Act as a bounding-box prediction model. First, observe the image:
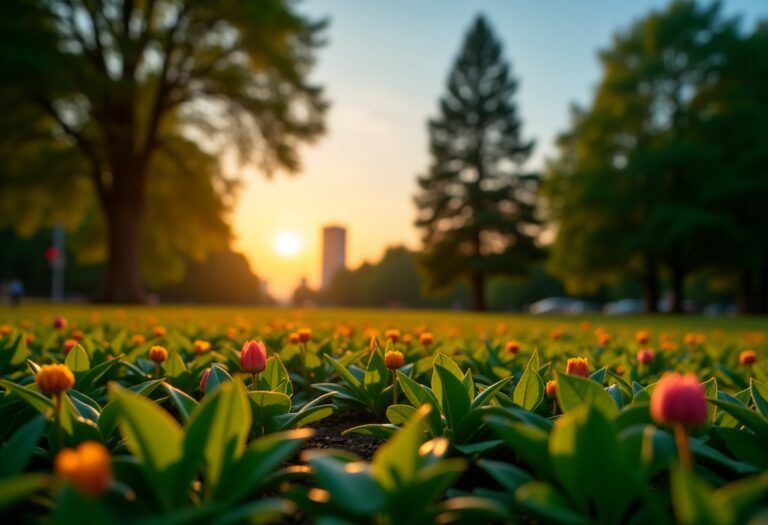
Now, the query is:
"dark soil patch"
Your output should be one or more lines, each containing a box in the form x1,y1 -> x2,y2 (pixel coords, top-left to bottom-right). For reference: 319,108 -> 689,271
301,412 -> 384,461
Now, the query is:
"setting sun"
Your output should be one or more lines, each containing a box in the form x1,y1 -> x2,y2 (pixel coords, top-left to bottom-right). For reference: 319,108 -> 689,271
275,232 -> 302,257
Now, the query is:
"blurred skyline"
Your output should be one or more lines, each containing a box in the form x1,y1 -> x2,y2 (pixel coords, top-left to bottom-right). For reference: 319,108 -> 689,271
233,0 -> 768,300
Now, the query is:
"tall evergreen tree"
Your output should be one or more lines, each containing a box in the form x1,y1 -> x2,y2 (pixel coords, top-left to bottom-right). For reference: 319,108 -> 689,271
415,15 -> 539,311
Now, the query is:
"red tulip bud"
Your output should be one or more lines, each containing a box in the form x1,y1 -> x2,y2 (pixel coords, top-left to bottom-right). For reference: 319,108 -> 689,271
240,340 -> 267,373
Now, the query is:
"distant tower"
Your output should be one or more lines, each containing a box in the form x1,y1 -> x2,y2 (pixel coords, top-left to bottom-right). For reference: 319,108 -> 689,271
321,226 -> 347,289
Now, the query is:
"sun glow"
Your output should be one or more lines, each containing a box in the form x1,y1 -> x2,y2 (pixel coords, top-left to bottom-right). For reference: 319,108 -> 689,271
275,231 -> 302,257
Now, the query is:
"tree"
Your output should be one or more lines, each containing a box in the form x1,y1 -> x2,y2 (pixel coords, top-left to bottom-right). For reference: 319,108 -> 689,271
414,15 -> 540,311
0,0 -> 327,302
545,1 -> 747,313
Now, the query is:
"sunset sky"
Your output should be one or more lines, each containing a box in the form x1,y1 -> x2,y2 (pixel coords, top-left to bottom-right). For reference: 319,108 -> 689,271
232,0 -> 767,301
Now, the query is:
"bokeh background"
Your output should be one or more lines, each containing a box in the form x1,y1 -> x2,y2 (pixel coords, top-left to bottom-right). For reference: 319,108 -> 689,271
1,0 -> 767,314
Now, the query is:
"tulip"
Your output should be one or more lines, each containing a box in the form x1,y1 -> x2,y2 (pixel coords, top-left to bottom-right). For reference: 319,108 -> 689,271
635,330 -> 650,345
149,346 -> 168,379
131,334 -> 146,345
385,350 -> 405,405
71,330 -> 85,342
296,329 -> 311,386
650,373 -> 707,470
289,332 -> 300,344
504,340 -> 521,355
402,334 -> 413,346
193,339 -> 211,354
200,368 -> 211,394
55,441 -> 112,497
297,328 -> 312,343
241,340 -> 267,390
565,357 -> 589,377
0,324 -> 12,337
419,332 -> 434,347
53,316 -> 68,330
546,379 -> 558,413
153,326 -> 166,339
739,350 -> 757,366
63,339 -> 78,355
36,364 -> 74,447
637,348 -> 655,365
385,329 -> 400,344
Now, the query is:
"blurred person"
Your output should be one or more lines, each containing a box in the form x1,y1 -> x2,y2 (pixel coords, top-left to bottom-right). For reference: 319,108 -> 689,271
9,277 -> 24,307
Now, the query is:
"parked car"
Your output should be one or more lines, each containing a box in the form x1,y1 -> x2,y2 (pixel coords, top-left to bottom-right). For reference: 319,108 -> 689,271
529,297 -> 595,315
604,299 -> 646,315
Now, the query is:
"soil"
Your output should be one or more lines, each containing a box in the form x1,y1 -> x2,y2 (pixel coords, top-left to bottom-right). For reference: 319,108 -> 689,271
301,412 -> 385,461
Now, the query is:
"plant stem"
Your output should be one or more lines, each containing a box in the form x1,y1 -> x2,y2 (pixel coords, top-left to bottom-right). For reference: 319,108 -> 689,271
54,393 -> 63,449
252,372 -> 257,391
155,363 -> 160,379
392,370 -> 398,406
674,422 -> 692,470
301,342 -> 309,387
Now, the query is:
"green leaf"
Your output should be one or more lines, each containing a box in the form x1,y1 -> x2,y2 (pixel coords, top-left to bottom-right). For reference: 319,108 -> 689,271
0,379 -> 53,415
325,354 -> 364,398
715,427 -> 768,468
306,453 -> 385,515
707,397 -> 768,439
76,356 -> 123,391
515,481 -> 590,525
434,364 -> 471,433
205,365 -> 233,394
396,371 -> 443,437
163,351 -> 186,378
161,382 -> 198,423
714,472 -> 768,524
487,417 -> 553,478
750,379 -> 768,418
671,465 -> 730,525
431,353 -> 464,396
248,390 -> 291,435
556,372 -> 618,419
478,459 -> 533,492
65,344 -> 90,372
363,348 -> 389,400
0,473 -> 49,514
218,429 -> 312,503
110,383 -> 183,509
549,403 -> 636,523
513,366 -> 544,411
185,380 -> 251,495
0,415 -> 46,478
372,404 -> 431,490
386,404 -> 417,425
471,376 -> 513,409
343,423 -> 399,438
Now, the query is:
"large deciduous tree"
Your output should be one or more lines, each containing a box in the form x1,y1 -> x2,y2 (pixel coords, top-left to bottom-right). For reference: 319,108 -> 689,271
0,0 -> 327,302
414,15 -> 540,311
545,1 -> 753,313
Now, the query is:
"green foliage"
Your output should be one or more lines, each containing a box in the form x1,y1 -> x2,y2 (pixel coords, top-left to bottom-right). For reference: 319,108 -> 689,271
414,15 -> 540,310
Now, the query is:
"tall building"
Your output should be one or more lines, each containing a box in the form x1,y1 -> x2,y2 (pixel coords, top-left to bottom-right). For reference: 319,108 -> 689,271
321,226 -> 347,289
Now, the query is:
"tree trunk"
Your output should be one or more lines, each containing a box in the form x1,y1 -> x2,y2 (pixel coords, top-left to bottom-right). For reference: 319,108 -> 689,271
643,253 -> 659,313
758,262 -> 768,314
101,197 -> 146,303
670,262 -> 686,314
470,272 -> 486,312
737,268 -> 752,315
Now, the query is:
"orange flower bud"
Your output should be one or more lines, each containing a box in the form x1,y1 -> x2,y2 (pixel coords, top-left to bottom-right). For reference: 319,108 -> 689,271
63,339 -> 78,355
384,350 -> 405,370
131,334 -> 146,345
739,350 -> 757,366
419,332 -> 434,347
402,334 -> 413,345
149,345 -> 168,364
504,340 -> 521,355
635,330 -> 650,345
597,332 -> 611,346
565,357 -> 589,378
25,333 -> 36,345
53,316 -> 68,330
288,332 -> 300,344
71,330 -> 85,342
193,340 -> 211,354
637,348 -> 655,365
36,364 -> 75,396
152,326 -> 166,338
0,324 -> 12,336
545,380 -> 557,398
298,328 -> 312,343
614,365 -> 626,375
55,441 -> 112,497
385,329 -> 400,344
650,373 -> 707,427
241,340 -> 267,373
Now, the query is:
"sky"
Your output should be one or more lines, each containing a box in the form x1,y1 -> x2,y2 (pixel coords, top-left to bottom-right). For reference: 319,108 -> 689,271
231,0 -> 767,301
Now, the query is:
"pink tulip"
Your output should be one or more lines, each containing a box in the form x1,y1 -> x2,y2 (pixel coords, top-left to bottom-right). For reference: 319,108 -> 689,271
650,373 -> 707,427
200,368 -> 210,393
637,348 -> 655,365
240,340 -> 267,373
53,316 -> 68,330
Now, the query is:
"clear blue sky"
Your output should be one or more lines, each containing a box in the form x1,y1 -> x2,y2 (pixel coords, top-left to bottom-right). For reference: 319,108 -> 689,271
234,0 -> 768,299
